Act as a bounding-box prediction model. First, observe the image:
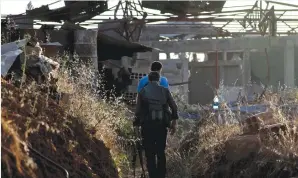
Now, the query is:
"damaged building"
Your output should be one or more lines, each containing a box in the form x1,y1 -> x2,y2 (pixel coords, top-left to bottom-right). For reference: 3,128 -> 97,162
2,0 -> 298,107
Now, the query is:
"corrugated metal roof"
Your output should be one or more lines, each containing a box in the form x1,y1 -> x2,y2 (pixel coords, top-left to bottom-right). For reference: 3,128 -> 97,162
1,40 -> 27,77
2,0 -> 298,35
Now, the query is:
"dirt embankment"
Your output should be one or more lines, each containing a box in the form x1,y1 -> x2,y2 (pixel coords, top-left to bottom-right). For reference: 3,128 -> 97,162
1,80 -> 119,178
178,113 -> 298,178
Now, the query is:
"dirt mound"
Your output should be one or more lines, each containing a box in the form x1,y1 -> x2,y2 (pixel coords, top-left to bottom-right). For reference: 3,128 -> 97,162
178,113 -> 298,178
1,80 -> 119,178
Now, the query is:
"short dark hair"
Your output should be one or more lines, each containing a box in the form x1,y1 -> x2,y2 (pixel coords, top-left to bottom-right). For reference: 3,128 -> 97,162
150,61 -> 163,71
148,71 -> 160,81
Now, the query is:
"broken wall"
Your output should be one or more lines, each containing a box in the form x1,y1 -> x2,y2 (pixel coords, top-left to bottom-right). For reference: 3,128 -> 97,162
250,46 -> 298,89
250,47 -> 285,87
188,59 -> 245,105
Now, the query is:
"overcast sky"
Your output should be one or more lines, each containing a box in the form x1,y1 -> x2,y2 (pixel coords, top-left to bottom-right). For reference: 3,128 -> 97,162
1,0 -> 65,15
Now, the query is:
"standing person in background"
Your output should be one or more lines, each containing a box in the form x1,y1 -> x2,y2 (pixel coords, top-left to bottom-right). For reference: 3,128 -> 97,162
134,71 -> 178,178
137,61 -> 169,92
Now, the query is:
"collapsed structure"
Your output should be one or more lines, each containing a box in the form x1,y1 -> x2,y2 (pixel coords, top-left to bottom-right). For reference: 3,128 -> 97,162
1,1 -> 298,177
2,0 -> 298,107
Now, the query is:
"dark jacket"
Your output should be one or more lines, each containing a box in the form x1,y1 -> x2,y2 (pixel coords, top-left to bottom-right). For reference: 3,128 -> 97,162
134,81 -> 178,127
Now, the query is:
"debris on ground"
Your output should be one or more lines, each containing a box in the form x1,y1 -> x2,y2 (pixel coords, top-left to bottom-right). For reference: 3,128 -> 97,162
175,110 -> 298,178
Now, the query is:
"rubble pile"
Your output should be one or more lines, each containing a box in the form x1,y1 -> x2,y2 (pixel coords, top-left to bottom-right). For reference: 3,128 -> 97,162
179,111 -> 298,178
1,80 -> 119,178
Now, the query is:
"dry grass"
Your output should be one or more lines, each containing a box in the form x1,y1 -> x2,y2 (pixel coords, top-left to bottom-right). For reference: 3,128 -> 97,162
55,56 -> 135,176
166,90 -> 298,178
1,113 -> 37,178
3,50 -> 298,178
166,117 -> 241,178
1,54 -> 132,177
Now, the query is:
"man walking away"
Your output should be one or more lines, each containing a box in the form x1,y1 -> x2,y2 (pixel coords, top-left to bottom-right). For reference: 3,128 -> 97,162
137,61 -> 169,93
134,71 -> 178,178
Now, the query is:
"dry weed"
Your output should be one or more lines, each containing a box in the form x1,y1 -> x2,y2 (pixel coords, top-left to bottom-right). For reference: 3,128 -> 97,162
166,87 -> 298,178
1,111 -> 37,178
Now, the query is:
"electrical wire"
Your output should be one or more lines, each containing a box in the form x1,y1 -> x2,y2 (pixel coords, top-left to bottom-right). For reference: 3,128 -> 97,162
47,0 -> 62,6
2,142 -> 69,178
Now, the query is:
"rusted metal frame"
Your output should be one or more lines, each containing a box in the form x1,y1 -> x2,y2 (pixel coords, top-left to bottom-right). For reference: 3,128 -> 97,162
282,21 -> 298,33
258,5 -> 277,35
260,1 -> 271,21
243,1 -> 259,29
276,10 -> 287,20
127,3 -> 137,16
234,19 -> 260,33
123,1 -> 129,18
128,22 -> 140,41
281,20 -> 295,30
113,27 -> 128,40
270,11 -> 277,36
91,8 -> 298,17
128,2 -> 135,17
129,20 -> 146,41
119,1 -> 131,41
225,31 -> 292,35
134,18 -> 146,42
220,20 -> 233,29
91,17 -> 298,22
289,26 -> 298,32
285,24 -> 298,32
114,1 -> 122,19
130,1 -> 143,16
18,17 -> 298,27
116,0 -> 147,42
47,0 -> 62,6
126,1 -> 146,41
265,0 -> 298,8
217,20 -> 234,37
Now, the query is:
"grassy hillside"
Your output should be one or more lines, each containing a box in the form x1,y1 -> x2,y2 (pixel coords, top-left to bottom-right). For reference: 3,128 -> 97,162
2,54 -> 298,178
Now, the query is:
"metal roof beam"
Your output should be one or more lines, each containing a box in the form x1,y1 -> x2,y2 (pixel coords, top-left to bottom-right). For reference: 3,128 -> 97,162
140,35 -> 298,52
142,24 -> 222,35
265,1 -> 298,8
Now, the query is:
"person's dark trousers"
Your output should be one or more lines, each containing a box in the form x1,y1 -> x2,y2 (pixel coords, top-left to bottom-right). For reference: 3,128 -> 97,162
141,123 -> 168,178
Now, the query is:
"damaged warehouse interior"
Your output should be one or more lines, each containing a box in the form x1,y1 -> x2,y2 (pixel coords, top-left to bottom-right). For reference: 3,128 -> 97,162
2,0 -> 298,105
1,1 -> 298,178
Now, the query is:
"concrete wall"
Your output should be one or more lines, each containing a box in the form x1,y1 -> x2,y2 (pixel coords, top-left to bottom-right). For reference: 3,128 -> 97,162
189,60 -> 244,105
161,58 -> 189,96
295,47 -> 298,86
250,47 -> 284,87
188,43 -> 298,105
250,46 -> 298,89
135,27 -> 298,105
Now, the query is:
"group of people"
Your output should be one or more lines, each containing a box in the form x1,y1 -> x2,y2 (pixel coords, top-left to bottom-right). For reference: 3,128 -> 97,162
25,45 -> 176,178
134,61 -> 178,178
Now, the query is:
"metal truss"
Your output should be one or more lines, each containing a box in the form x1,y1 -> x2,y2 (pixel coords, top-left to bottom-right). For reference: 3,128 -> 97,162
2,0 -> 298,37
92,0 -> 298,37
110,0 -> 147,42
